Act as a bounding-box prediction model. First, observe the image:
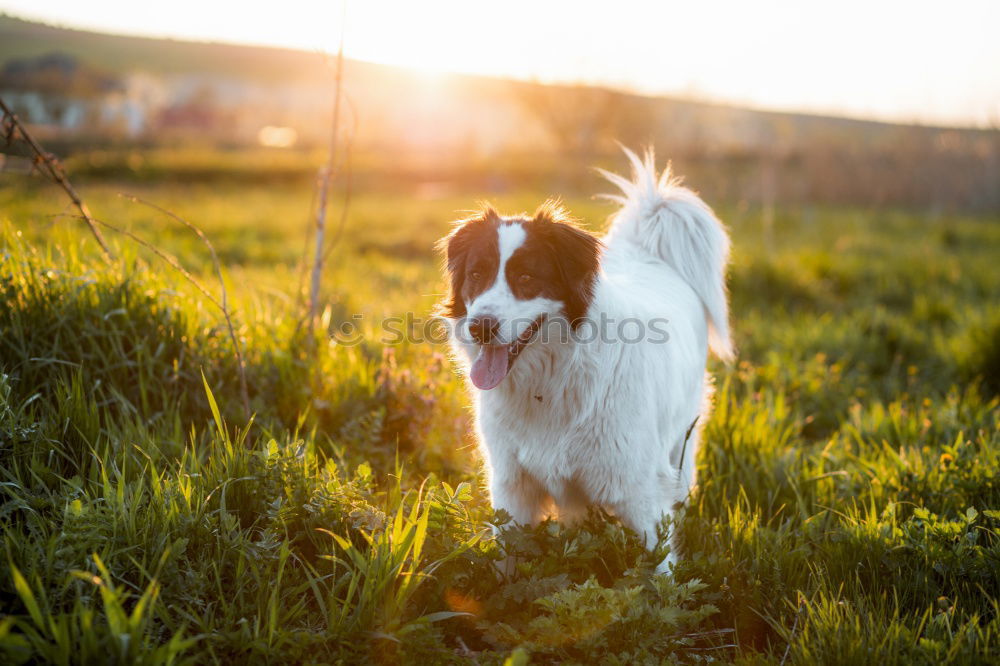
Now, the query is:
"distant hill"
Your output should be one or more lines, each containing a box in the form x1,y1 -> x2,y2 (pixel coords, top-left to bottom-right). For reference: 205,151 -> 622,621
2,14 -> 998,211
0,13 -> 985,135
0,14 -> 339,82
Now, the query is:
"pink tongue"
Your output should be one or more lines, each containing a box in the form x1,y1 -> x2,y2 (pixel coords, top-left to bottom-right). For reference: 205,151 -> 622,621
470,345 -> 511,390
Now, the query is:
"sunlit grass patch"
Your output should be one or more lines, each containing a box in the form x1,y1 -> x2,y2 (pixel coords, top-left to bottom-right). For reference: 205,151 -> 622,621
1,178 -> 998,662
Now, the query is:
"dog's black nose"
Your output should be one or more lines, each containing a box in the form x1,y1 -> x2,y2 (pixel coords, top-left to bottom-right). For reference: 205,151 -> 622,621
468,316 -> 500,344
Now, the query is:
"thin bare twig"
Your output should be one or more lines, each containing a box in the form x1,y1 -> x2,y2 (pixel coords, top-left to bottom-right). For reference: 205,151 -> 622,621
321,96 -> 356,264
56,214 -> 219,307
120,194 -> 251,422
0,96 -> 114,260
294,177 -> 321,313
307,1 -> 348,345
56,212 -> 252,423
293,94 -> 355,339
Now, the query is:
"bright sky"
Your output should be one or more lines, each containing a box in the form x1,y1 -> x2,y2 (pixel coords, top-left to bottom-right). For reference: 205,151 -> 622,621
4,0 -> 999,127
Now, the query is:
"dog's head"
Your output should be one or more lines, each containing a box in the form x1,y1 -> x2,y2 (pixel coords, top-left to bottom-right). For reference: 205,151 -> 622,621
438,201 -> 602,390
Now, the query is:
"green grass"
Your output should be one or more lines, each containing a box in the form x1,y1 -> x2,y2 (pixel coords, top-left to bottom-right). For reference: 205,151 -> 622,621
1,172 -> 999,664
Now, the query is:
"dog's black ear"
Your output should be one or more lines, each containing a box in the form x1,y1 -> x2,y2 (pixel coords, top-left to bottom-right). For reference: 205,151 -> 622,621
436,206 -> 499,318
534,203 -> 602,326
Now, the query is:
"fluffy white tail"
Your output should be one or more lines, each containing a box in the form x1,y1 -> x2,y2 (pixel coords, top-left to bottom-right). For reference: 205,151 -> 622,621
600,147 -> 733,361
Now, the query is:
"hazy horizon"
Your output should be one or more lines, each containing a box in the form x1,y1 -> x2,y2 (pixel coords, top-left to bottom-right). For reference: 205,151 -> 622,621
3,0 -> 999,128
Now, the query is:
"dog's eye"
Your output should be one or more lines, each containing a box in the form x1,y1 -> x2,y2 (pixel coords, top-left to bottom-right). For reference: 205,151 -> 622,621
519,273 -> 533,283
470,271 -> 482,281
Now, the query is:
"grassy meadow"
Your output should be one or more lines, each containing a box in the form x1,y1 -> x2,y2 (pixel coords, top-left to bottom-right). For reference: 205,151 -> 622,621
1,161 -> 999,664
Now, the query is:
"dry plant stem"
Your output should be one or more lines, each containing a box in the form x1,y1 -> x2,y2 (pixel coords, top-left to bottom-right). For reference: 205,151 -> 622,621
309,166 -> 332,340
307,3 -> 347,345
0,97 -> 114,260
60,214 -> 220,308
122,195 -> 252,422
321,97 -> 356,264
293,98 -> 355,339
294,183 -> 320,314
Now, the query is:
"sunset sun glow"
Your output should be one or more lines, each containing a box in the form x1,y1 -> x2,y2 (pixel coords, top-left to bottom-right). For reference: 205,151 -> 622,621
3,0 -> 999,126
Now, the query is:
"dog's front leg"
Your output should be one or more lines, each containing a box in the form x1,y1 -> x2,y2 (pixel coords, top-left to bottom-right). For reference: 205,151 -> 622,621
615,498 -> 674,573
488,463 -> 549,579
489,463 -> 548,526
613,471 -> 688,575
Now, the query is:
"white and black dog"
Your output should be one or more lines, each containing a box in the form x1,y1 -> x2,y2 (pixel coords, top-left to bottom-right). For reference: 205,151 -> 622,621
439,148 -> 732,572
